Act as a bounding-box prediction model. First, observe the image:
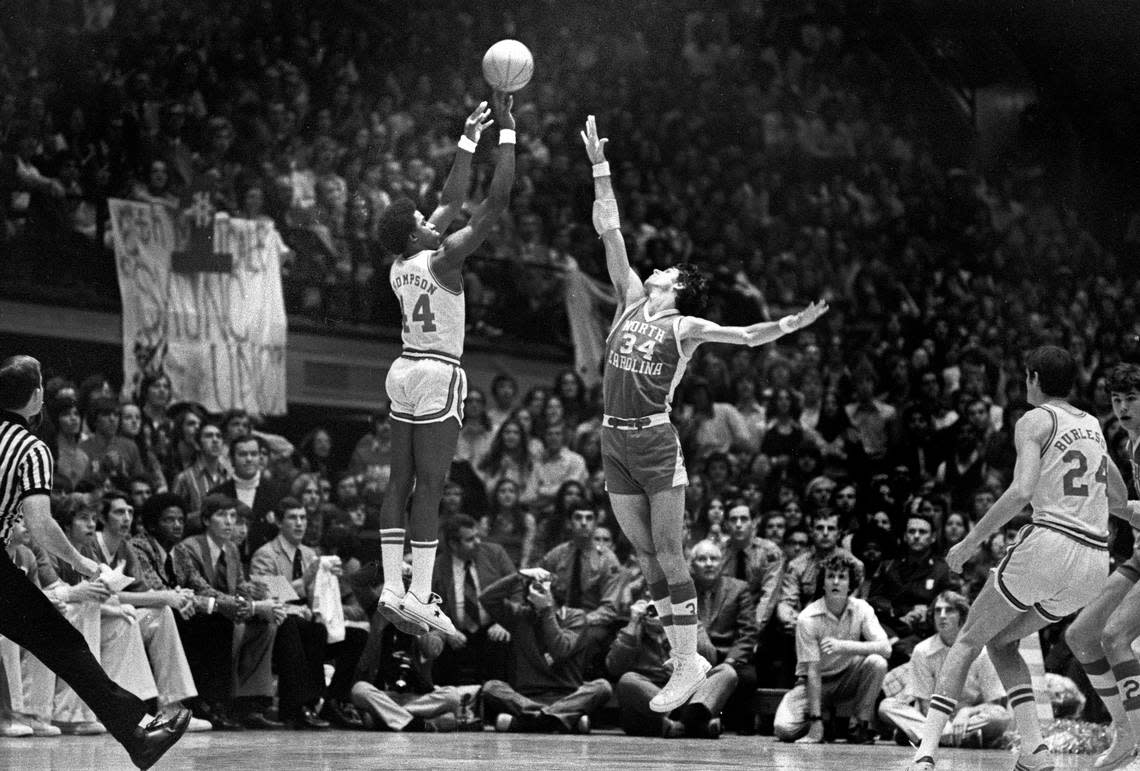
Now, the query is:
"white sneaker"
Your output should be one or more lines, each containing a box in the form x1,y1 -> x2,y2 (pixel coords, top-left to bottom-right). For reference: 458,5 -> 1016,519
0,719 -> 32,737
376,586 -> 429,636
400,591 -> 458,636
649,654 -> 710,713
185,716 -> 213,733
18,718 -> 60,737
1013,743 -> 1055,771
1096,726 -> 1136,769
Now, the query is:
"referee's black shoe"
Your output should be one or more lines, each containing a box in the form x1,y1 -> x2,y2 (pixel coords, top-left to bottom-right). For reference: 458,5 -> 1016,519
127,708 -> 191,770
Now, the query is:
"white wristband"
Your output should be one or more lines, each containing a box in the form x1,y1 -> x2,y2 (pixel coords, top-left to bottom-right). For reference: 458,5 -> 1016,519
457,135 -> 477,153
779,315 -> 797,334
499,129 -> 516,145
592,161 -> 611,178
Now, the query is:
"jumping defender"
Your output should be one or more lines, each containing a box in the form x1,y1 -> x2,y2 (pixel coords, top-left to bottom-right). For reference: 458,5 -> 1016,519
581,114 -> 827,712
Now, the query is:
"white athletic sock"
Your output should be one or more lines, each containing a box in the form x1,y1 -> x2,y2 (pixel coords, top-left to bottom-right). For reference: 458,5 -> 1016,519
649,579 -> 676,650
668,580 -> 698,658
1007,684 -> 1045,753
408,539 -> 438,599
1081,657 -> 1131,734
915,694 -> 956,760
380,528 -> 406,594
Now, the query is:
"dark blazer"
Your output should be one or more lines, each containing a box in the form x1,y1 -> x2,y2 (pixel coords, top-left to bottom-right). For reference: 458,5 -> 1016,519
433,541 -> 516,629
171,533 -> 243,598
697,575 -> 759,666
209,475 -> 289,552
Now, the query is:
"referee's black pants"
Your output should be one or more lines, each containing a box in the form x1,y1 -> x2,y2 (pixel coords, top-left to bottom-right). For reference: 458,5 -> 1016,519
0,550 -> 146,743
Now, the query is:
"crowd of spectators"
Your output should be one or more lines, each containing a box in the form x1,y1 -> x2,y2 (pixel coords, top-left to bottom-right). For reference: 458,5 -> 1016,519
2,0 -> 1140,748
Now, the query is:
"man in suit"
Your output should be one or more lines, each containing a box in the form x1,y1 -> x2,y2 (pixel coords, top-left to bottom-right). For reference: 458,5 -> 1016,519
250,497 -> 367,729
479,568 -> 612,733
432,514 -> 515,685
720,503 -> 785,636
692,539 -> 759,733
539,506 -> 623,678
170,494 -> 281,730
209,435 -> 288,553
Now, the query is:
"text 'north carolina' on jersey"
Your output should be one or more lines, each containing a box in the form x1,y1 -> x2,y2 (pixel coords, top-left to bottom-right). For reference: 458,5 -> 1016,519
1030,403 -> 1110,547
389,250 -> 464,359
603,297 -> 691,419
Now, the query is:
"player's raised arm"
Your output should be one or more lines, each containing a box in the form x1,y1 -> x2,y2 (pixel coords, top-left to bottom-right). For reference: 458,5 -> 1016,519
678,300 -> 829,353
581,115 -> 643,308
433,91 -> 516,276
428,100 -> 493,231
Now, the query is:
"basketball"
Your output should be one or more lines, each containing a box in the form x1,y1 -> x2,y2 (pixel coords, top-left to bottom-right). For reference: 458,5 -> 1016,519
482,39 -> 534,93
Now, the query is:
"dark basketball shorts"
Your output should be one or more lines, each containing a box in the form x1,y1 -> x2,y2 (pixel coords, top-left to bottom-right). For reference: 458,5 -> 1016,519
601,423 -> 687,496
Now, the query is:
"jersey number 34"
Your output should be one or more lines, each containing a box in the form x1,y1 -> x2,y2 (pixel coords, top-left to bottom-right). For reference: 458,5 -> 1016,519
400,294 -> 437,333
1061,450 -> 1108,497
618,333 -> 656,361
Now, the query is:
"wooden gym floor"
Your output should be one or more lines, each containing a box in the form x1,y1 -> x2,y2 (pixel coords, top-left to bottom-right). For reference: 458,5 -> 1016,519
0,731 -> 1105,770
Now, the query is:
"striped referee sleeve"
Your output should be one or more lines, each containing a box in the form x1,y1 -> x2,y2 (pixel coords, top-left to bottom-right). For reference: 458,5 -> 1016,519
17,441 -> 53,500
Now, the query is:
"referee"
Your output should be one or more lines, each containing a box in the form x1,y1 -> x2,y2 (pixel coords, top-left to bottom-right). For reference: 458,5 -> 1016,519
0,355 -> 189,769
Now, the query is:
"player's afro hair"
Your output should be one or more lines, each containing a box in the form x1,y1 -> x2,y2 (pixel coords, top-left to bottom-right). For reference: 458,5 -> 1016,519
376,197 -> 418,256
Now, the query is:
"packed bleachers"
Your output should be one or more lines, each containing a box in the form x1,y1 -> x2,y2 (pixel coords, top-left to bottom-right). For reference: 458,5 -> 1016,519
1,0 -> 1137,751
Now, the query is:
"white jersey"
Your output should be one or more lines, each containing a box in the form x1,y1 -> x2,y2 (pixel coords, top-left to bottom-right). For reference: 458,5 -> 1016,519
389,250 -> 465,360
1030,402 -> 1110,548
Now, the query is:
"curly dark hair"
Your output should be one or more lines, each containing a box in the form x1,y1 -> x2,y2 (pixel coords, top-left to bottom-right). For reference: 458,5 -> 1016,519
375,197 -> 418,256
813,552 -> 865,599
1108,363 -> 1140,395
673,263 -> 710,316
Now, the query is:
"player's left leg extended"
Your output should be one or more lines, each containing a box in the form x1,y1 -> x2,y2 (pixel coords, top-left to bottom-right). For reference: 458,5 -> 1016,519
986,606 -> 1057,770
647,484 -> 709,713
1097,579 -> 1140,768
610,492 -> 675,646
909,574 -> 1027,769
398,418 -> 461,633
1066,571 -> 1139,768
377,419 -> 424,634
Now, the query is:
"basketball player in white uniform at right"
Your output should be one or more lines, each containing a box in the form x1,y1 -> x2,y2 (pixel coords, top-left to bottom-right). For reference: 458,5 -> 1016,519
908,345 -> 1130,771
372,92 -> 515,636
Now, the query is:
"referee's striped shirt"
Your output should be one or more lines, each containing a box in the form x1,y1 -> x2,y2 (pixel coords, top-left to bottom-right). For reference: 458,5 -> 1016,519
0,411 -> 53,545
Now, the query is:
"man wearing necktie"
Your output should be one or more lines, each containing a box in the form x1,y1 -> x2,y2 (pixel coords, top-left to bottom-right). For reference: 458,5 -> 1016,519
719,503 -> 786,638
432,515 -> 515,685
250,498 -> 368,729
170,495 -> 278,731
692,539 -> 761,733
539,507 -> 623,678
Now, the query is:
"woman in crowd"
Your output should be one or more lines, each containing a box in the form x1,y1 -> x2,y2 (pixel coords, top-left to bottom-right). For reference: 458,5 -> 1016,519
551,369 -> 589,430
477,419 -> 539,507
46,395 -> 90,488
119,402 -> 167,492
481,478 -> 536,569
298,427 -> 336,480
456,388 -> 494,467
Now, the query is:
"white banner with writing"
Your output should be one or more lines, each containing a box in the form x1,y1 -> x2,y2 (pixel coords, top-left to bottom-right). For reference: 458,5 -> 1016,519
108,199 -> 288,415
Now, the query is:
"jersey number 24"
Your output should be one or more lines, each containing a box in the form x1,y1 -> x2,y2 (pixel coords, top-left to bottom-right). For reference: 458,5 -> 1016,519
400,294 -> 437,333
1061,450 -> 1108,497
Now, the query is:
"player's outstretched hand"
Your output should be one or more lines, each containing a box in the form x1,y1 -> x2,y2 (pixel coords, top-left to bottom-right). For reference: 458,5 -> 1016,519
464,100 -> 493,143
790,299 -> 829,331
492,91 -> 515,131
580,114 -> 608,164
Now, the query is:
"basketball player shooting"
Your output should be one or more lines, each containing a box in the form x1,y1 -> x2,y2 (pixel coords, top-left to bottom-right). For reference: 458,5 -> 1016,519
581,114 -> 828,712
373,92 -> 516,637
